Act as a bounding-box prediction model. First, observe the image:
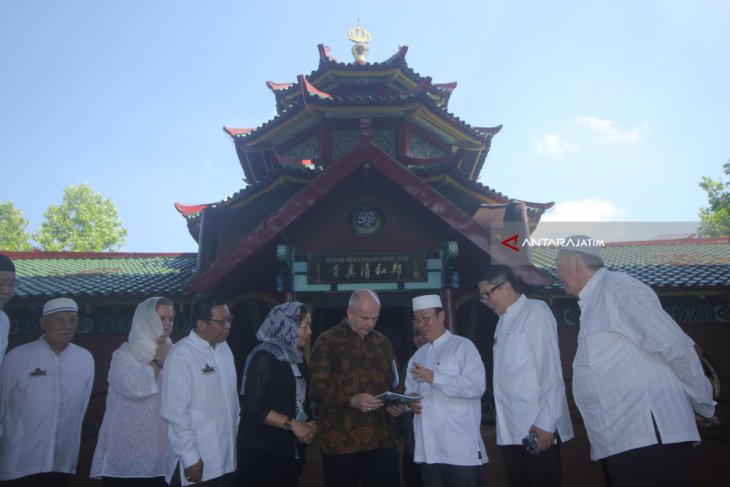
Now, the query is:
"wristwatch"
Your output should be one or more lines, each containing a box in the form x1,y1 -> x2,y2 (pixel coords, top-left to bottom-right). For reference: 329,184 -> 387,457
151,359 -> 164,369
283,417 -> 293,431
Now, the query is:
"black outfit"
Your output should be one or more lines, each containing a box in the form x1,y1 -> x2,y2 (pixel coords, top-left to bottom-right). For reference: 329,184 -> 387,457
238,351 -> 311,487
321,448 -> 400,487
102,477 -> 166,487
420,463 -> 485,487
501,443 -> 562,487
0,473 -> 70,487
601,441 -> 693,487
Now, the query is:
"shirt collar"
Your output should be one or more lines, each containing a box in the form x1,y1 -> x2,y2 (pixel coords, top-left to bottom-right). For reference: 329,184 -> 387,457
39,335 -> 71,355
430,329 -> 452,347
502,294 -> 527,318
578,267 -> 608,303
189,329 -> 217,350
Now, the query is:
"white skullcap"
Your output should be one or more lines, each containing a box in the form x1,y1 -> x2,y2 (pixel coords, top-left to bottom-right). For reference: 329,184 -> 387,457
412,294 -> 442,311
43,297 -> 78,317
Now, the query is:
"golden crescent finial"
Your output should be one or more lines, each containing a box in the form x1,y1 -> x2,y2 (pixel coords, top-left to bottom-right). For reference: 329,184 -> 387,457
348,20 -> 372,44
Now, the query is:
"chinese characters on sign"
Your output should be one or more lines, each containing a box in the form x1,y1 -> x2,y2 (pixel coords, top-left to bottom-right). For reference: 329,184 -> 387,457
307,253 -> 428,284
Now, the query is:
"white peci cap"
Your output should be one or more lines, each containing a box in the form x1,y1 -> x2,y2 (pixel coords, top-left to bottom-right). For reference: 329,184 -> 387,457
412,294 -> 442,311
43,297 -> 79,317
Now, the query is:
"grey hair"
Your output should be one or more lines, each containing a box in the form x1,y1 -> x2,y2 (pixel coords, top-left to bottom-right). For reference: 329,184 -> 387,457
348,289 -> 381,311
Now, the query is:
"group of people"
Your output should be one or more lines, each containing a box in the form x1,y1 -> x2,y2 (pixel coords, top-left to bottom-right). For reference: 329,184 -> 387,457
0,236 -> 720,487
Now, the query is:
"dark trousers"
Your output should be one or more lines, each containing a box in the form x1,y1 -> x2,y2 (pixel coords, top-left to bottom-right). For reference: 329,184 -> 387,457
420,463 -> 485,487
403,449 -> 424,487
601,441 -> 693,487
0,473 -> 70,487
239,448 -> 304,487
101,477 -> 167,487
501,443 -> 562,487
321,448 -> 400,487
195,472 -> 236,487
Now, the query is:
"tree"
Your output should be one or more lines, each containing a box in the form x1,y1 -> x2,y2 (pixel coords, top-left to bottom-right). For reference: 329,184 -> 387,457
697,161 -> 730,237
0,200 -> 33,251
34,183 -> 128,251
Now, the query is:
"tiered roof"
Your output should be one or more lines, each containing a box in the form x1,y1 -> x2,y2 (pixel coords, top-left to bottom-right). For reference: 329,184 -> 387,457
176,41 -> 550,242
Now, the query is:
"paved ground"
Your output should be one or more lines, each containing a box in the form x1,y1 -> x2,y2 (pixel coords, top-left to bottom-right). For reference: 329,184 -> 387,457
66,417 -> 730,486
295,422 -> 730,487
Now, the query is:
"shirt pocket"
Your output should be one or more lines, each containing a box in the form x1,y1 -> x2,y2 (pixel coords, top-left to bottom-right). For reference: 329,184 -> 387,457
501,334 -> 531,372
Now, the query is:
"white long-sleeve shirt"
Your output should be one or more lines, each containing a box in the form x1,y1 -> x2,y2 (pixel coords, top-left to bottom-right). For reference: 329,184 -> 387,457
161,331 -> 239,486
0,337 -> 94,480
90,348 -> 170,478
0,311 -> 9,368
574,268 -> 716,460
405,330 -> 487,466
493,295 -> 574,446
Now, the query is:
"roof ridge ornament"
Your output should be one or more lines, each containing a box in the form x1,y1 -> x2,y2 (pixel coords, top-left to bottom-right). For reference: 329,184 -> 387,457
348,20 -> 371,64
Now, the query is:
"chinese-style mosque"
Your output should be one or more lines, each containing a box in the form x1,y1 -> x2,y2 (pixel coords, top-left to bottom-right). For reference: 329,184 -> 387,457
173,23 -> 554,370
4,23 -> 730,485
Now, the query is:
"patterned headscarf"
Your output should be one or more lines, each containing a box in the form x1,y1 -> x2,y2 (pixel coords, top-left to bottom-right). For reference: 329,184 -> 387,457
118,296 -> 172,362
241,301 -> 306,394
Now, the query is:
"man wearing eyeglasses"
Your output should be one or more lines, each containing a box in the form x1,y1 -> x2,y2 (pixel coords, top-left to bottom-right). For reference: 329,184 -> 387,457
404,294 -> 487,487
161,294 -> 239,486
477,266 -> 573,487
0,253 -> 16,367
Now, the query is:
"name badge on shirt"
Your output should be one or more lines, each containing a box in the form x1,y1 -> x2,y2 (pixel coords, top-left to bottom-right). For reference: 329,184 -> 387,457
201,363 -> 217,375
29,367 -> 48,377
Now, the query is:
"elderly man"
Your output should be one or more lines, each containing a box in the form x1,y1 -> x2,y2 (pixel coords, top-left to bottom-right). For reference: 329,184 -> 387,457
555,235 -> 718,487
161,293 -> 239,487
477,265 -> 573,487
0,253 -> 17,367
0,297 -> 94,487
404,294 -> 487,487
309,289 -> 401,487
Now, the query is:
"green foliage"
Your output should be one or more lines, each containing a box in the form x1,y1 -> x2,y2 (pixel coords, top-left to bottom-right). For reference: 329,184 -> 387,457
33,183 -> 128,251
0,200 -> 33,251
697,161 -> 730,237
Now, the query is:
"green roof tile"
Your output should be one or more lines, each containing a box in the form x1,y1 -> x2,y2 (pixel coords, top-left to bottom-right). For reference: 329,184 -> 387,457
9,253 -> 197,298
5,240 -> 729,299
531,239 -> 730,290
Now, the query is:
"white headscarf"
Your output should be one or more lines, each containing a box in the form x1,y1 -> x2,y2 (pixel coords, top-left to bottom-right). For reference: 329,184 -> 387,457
118,296 -> 172,362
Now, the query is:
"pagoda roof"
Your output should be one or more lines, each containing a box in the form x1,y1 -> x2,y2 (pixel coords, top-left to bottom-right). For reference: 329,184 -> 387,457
174,157 -> 551,243
224,44 -> 497,183
185,140 -> 549,291
5,238 -> 729,300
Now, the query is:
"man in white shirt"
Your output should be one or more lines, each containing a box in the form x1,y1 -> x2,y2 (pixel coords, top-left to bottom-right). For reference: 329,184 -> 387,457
477,265 -> 573,487
555,235 -> 718,487
405,294 -> 487,487
0,253 -> 17,367
161,294 -> 239,487
0,297 -> 94,487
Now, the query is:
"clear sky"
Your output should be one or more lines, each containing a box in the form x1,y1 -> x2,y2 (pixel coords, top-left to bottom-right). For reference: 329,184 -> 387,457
2,1 -> 728,252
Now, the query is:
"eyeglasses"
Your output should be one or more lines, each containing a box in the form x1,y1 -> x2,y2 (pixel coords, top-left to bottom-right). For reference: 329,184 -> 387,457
412,312 -> 438,325
479,282 -> 505,302
207,315 -> 234,326
0,279 -> 18,290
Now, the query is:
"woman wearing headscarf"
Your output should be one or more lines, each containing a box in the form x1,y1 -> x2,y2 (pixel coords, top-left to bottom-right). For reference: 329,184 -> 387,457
238,301 -> 318,487
90,297 -> 174,487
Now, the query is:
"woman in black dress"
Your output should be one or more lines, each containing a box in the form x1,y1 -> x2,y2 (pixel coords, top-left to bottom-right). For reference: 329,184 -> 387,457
239,302 -> 318,487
